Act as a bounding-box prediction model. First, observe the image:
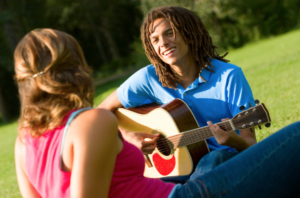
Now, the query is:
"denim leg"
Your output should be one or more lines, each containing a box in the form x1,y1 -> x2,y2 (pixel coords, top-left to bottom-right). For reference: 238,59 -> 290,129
190,150 -> 238,181
170,121 -> 300,198
162,150 -> 238,184
161,174 -> 191,184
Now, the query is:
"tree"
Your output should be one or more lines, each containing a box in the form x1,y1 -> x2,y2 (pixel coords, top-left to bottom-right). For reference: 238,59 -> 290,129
0,0 -> 143,122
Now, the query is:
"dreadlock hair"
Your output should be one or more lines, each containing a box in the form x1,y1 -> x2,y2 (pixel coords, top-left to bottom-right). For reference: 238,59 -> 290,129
141,6 -> 229,89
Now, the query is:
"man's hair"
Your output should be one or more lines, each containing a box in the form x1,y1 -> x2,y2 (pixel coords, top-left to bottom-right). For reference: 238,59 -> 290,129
14,29 -> 94,137
141,6 -> 229,88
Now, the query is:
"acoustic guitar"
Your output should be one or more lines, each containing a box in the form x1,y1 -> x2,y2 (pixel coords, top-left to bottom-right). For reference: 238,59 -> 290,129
115,99 -> 271,178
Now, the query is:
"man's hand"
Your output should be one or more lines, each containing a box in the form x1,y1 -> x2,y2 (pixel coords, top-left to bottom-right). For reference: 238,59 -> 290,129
119,127 -> 159,154
207,119 -> 240,146
207,118 -> 256,152
129,132 -> 159,154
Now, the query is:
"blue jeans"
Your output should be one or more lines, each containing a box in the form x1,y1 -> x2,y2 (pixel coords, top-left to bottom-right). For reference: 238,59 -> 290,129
169,121 -> 300,198
161,150 -> 238,184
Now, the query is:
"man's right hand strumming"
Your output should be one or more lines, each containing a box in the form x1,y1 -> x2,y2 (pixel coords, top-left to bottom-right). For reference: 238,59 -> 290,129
118,127 -> 159,154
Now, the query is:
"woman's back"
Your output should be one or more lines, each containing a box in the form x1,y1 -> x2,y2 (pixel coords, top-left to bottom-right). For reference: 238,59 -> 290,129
25,113 -> 72,197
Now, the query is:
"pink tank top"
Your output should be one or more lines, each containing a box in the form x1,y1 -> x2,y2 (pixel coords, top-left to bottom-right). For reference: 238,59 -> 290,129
109,137 -> 175,198
25,110 -> 175,198
25,112 -> 73,198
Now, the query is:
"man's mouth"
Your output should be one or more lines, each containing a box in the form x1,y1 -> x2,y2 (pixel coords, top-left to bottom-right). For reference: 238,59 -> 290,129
162,47 -> 176,56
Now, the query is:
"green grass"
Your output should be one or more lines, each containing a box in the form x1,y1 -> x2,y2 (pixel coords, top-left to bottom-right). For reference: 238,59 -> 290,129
93,75 -> 133,107
1,29 -> 300,197
0,122 -> 20,197
227,29 -> 300,141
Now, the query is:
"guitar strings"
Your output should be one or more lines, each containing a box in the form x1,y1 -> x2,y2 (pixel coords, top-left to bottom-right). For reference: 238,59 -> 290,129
154,111 -> 256,153
156,109 -> 254,147
156,122 -> 231,144
155,123 -> 231,152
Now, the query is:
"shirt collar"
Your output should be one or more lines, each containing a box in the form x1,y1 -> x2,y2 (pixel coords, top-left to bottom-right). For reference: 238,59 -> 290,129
198,66 -> 213,84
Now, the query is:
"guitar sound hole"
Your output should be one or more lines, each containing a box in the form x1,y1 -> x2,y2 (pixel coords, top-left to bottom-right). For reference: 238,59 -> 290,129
156,134 -> 172,156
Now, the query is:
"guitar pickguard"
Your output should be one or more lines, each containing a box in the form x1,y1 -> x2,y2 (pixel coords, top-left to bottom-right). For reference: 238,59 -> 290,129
152,153 -> 175,176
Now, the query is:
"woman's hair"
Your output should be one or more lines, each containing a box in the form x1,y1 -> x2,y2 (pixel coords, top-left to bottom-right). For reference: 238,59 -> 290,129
141,6 -> 229,88
14,29 -> 94,137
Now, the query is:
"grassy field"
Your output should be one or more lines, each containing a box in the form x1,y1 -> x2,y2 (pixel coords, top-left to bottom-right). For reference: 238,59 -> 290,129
227,29 -> 300,141
0,29 -> 299,197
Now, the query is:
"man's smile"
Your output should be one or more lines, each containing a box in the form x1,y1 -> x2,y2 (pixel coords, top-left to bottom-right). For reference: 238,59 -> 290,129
162,47 -> 176,56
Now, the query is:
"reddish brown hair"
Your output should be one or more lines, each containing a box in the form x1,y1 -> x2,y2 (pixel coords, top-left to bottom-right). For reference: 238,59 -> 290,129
14,29 -> 94,137
141,6 -> 229,88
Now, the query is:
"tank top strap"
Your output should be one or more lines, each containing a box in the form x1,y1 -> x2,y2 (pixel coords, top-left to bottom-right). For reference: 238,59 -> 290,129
59,107 -> 93,170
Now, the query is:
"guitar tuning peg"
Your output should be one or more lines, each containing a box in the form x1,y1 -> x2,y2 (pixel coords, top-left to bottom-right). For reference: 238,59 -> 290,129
255,99 -> 260,105
250,128 -> 254,132
265,123 -> 271,128
258,125 -> 262,130
239,106 -> 245,111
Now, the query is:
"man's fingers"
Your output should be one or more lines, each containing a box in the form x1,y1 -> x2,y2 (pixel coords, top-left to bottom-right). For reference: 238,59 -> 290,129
221,118 -> 230,122
207,121 -> 215,129
140,133 -> 159,139
142,137 -> 158,146
142,145 -> 156,154
141,135 -> 158,154
207,121 -> 221,133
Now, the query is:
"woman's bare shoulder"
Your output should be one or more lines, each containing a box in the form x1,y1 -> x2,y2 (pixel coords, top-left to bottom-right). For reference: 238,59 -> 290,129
68,108 -> 119,143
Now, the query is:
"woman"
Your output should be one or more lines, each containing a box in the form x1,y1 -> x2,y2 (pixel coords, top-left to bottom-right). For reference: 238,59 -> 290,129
15,29 -> 300,198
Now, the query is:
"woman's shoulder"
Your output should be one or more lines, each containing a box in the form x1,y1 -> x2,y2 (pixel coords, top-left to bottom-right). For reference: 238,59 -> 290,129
70,108 -> 118,136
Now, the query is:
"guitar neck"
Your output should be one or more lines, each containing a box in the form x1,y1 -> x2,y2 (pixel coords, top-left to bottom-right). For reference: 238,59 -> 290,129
167,121 -> 234,149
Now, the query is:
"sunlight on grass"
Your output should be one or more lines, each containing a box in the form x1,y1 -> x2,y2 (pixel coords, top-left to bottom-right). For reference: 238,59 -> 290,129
227,29 -> 300,141
0,29 -> 299,197
0,122 -> 20,197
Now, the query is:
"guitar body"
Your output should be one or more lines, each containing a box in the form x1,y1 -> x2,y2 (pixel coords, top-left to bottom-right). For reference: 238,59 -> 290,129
116,99 -> 210,178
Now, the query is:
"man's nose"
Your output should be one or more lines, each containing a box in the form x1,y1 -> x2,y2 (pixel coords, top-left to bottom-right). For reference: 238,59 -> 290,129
159,36 -> 169,47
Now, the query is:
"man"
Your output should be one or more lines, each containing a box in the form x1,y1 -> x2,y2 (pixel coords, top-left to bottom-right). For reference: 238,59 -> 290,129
99,6 -> 256,182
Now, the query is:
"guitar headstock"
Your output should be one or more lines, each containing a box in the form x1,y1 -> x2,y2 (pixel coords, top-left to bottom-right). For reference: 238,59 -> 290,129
232,103 -> 271,130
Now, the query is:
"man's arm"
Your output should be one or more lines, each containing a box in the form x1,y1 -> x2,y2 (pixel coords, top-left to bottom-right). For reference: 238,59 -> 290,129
224,67 -> 257,151
98,90 -> 123,113
208,119 -> 256,152
98,91 -> 158,154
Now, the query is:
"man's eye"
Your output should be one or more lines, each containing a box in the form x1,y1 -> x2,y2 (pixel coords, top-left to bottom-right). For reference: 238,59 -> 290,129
152,39 -> 158,44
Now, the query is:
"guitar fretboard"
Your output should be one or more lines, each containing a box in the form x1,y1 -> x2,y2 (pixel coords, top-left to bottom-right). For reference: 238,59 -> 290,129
166,121 -> 233,149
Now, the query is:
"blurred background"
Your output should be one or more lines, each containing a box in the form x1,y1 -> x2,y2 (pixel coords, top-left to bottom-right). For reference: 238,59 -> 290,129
1,0 -> 300,123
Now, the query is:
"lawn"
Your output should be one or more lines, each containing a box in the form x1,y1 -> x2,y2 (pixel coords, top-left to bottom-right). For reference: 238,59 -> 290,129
0,29 -> 299,197
227,29 -> 300,141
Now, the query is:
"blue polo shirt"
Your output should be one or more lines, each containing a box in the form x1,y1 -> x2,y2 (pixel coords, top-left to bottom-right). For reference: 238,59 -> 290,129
117,59 -> 255,152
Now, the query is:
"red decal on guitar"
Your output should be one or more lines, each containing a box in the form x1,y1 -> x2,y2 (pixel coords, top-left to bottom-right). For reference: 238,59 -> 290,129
152,153 -> 175,176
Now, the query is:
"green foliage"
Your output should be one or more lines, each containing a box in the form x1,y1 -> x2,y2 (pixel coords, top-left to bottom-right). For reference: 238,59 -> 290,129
0,0 -> 143,122
140,0 -> 195,15
140,0 -> 300,50
129,38 -> 150,67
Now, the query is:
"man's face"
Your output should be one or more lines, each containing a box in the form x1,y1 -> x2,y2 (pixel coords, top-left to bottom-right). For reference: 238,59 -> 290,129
149,18 -> 192,67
